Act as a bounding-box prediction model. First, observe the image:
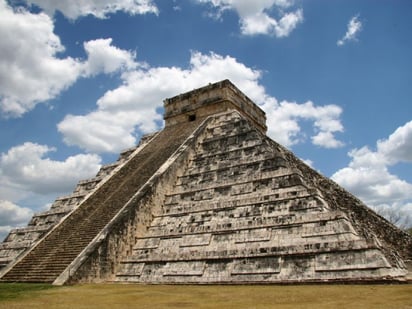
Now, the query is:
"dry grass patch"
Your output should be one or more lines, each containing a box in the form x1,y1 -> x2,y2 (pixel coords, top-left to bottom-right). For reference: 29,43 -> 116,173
0,283 -> 411,309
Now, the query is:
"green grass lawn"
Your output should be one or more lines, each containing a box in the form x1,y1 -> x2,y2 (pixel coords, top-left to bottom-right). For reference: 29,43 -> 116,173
0,283 -> 56,301
0,283 -> 411,309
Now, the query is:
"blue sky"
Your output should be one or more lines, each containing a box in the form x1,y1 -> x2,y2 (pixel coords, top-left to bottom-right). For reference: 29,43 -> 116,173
1,0 -> 411,240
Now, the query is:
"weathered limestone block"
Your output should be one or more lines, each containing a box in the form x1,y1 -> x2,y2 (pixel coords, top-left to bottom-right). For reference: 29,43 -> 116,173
163,261 -> 206,276
315,250 -> 391,272
73,177 -> 102,194
29,208 -> 70,227
96,162 -> 120,178
231,257 -> 282,275
50,193 -> 86,210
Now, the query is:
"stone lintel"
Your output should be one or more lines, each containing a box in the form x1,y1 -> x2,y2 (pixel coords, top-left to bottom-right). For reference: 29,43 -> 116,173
163,79 -> 267,134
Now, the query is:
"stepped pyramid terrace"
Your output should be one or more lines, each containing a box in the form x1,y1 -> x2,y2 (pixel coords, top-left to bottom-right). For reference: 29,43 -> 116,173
0,80 -> 411,285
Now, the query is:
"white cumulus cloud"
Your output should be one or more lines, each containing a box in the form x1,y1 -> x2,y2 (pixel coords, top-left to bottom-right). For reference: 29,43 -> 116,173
261,100 -> 344,148
0,200 -> 34,241
58,51 -> 344,153
196,0 -> 303,37
58,51 -> 263,153
0,1 -> 138,118
0,0 -> 82,117
337,14 -> 362,46
332,147 -> 412,205
82,38 -> 137,76
332,120 -> 412,227
24,0 -> 158,19
0,142 -> 101,195
0,142 -> 102,239
377,120 -> 412,164
0,200 -> 33,227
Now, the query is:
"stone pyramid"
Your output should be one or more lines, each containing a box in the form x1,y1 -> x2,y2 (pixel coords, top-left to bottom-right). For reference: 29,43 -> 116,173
0,80 -> 411,284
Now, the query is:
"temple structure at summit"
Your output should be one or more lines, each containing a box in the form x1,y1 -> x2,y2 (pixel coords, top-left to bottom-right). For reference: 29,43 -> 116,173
0,80 -> 411,285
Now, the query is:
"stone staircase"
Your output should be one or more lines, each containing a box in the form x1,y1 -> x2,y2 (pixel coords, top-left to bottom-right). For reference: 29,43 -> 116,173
0,119 -> 201,283
0,141 -> 148,271
1,80 -> 410,284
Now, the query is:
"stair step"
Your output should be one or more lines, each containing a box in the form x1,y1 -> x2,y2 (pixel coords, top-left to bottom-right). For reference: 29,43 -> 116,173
1,120 -> 200,283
